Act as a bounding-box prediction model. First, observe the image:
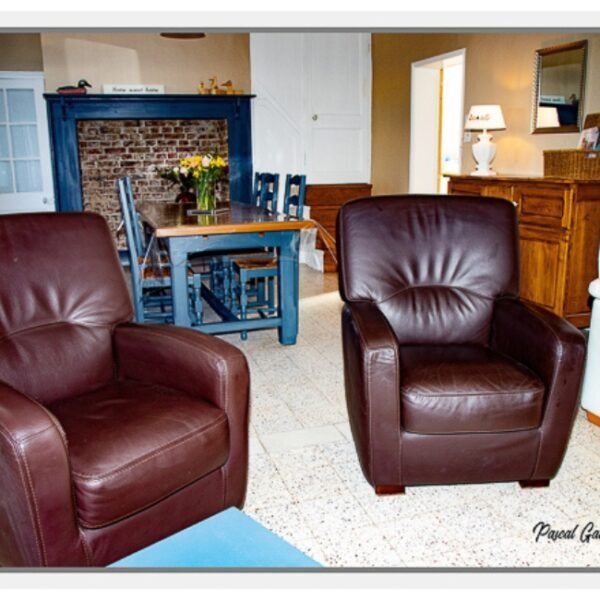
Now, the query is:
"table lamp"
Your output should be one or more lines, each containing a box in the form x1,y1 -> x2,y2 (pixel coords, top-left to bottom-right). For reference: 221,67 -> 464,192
465,105 -> 506,176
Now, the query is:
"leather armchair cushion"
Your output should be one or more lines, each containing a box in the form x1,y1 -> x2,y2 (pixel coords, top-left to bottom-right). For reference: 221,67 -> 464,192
0,323 -> 115,406
49,380 -> 229,529
400,345 -> 545,434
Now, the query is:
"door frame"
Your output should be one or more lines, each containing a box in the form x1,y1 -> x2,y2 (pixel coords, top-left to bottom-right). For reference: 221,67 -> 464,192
408,49 -> 466,194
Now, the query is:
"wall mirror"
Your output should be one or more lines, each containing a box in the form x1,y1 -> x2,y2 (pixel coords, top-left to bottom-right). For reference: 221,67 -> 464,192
531,40 -> 588,134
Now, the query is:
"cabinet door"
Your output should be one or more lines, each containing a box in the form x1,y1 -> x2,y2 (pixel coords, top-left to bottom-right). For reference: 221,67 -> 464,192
519,225 -> 568,315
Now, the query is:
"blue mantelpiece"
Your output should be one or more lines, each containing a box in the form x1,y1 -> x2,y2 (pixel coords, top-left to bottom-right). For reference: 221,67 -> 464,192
44,94 -> 255,212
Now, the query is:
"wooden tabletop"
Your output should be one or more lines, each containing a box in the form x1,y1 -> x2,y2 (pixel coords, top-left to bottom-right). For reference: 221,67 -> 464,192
138,201 -> 313,238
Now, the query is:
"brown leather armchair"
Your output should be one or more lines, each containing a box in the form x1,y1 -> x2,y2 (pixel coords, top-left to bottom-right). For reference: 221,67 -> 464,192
338,195 -> 586,494
0,213 -> 249,566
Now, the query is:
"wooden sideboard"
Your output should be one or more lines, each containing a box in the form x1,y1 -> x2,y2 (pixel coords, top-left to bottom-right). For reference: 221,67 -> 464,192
306,183 -> 372,272
447,175 -> 600,327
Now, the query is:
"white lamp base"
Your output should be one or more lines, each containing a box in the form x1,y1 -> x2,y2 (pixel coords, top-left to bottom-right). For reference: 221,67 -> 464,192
471,131 -> 497,177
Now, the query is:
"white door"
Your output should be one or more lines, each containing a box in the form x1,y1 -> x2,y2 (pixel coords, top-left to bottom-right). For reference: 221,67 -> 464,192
250,32 -> 305,211
0,72 -> 54,214
250,32 -> 372,199
305,33 -> 371,184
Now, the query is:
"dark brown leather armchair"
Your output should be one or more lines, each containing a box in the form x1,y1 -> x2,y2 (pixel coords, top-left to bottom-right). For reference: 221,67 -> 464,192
338,195 -> 586,494
0,213 -> 249,566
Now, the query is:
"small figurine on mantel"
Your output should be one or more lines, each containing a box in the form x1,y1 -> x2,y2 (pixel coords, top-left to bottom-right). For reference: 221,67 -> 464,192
207,76 -> 218,94
56,79 -> 92,95
197,77 -> 243,95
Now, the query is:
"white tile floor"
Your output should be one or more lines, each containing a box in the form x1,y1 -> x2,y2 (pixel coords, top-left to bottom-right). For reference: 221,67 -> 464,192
219,265 -> 600,568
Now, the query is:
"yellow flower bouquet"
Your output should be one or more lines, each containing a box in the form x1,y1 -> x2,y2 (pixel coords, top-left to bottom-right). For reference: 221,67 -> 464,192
158,153 -> 228,211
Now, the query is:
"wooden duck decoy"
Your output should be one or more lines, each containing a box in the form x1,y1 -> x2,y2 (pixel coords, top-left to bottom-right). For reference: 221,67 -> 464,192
56,79 -> 92,95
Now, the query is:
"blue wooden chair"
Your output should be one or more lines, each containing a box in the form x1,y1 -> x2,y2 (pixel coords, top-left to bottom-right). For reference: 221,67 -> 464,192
283,174 -> 306,219
232,173 -> 307,339
121,175 -> 146,257
252,172 -> 263,206
254,172 -> 280,212
117,176 -> 203,325
185,172 -> 279,310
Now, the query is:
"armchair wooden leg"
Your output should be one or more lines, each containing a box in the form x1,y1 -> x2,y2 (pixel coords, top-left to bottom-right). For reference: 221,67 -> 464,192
519,479 -> 550,488
586,410 -> 600,427
375,484 -> 405,495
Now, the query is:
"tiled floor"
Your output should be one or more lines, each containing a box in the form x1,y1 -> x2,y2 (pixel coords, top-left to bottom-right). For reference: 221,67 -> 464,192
219,265 -> 600,568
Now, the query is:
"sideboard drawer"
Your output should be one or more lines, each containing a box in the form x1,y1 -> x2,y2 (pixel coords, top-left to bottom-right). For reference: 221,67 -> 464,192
447,181 -> 484,196
480,184 -> 514,203
448,180 -> 515,203
515,185 -> 571,228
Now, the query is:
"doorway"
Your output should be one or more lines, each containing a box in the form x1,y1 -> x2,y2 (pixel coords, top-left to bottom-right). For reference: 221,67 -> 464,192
409,49 -> 465,194
0,71 -> 54,214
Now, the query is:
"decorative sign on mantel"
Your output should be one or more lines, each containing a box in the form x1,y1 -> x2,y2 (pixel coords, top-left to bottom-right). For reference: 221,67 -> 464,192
102,84 -> 165,94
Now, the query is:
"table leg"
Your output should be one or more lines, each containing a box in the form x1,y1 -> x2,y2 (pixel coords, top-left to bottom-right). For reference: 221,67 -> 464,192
278,231 -> 300,345
168,239 -> 192,328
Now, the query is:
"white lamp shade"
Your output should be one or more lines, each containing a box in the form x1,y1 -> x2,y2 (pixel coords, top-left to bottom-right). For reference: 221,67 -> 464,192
537,106 -> 560,128
465,105 -> 506,131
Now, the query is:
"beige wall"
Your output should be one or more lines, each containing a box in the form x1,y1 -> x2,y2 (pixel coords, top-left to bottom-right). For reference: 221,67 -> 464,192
0,34 -> 43,71
372,32 -> 600,195
6,31 -> 600,195
40,32 -> 250,94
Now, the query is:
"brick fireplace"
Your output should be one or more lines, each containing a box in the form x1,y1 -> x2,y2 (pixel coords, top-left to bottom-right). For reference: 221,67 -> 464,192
45,93 -> 254,242
77,118 -> 230,243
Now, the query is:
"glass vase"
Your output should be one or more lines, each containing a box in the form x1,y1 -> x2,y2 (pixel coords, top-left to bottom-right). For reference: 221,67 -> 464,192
196,177 -> 216,212
175,187 -> 196,204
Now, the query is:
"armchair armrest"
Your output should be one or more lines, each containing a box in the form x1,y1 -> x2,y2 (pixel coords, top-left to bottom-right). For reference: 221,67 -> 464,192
114,323 -> 249,412
0,382 -> 88,566
490,298 -> 586,480
341,302 -> 402,487
113,323 -> 250,506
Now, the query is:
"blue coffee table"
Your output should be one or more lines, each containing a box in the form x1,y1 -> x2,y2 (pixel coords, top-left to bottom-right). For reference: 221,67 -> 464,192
110,507 -> 320,568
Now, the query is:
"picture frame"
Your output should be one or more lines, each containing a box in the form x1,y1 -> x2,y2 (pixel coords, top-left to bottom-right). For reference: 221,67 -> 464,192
577,125 -> 600,150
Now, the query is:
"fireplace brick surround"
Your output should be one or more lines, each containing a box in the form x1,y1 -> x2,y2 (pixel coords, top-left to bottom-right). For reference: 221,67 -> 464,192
77,118 -> 229,243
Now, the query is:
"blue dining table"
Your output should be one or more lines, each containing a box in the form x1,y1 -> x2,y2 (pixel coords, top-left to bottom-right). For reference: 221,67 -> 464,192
138,201 -> 312,345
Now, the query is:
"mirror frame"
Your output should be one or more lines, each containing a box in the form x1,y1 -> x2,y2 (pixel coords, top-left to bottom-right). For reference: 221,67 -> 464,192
531,40 -> 588,134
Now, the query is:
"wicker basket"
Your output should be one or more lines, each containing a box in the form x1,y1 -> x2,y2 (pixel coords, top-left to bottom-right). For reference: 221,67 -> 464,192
544,149 -> 600,179
543,112 -> 600,179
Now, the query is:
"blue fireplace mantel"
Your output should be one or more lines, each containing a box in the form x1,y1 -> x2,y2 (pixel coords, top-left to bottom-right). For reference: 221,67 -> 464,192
44,93 -> 255,212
